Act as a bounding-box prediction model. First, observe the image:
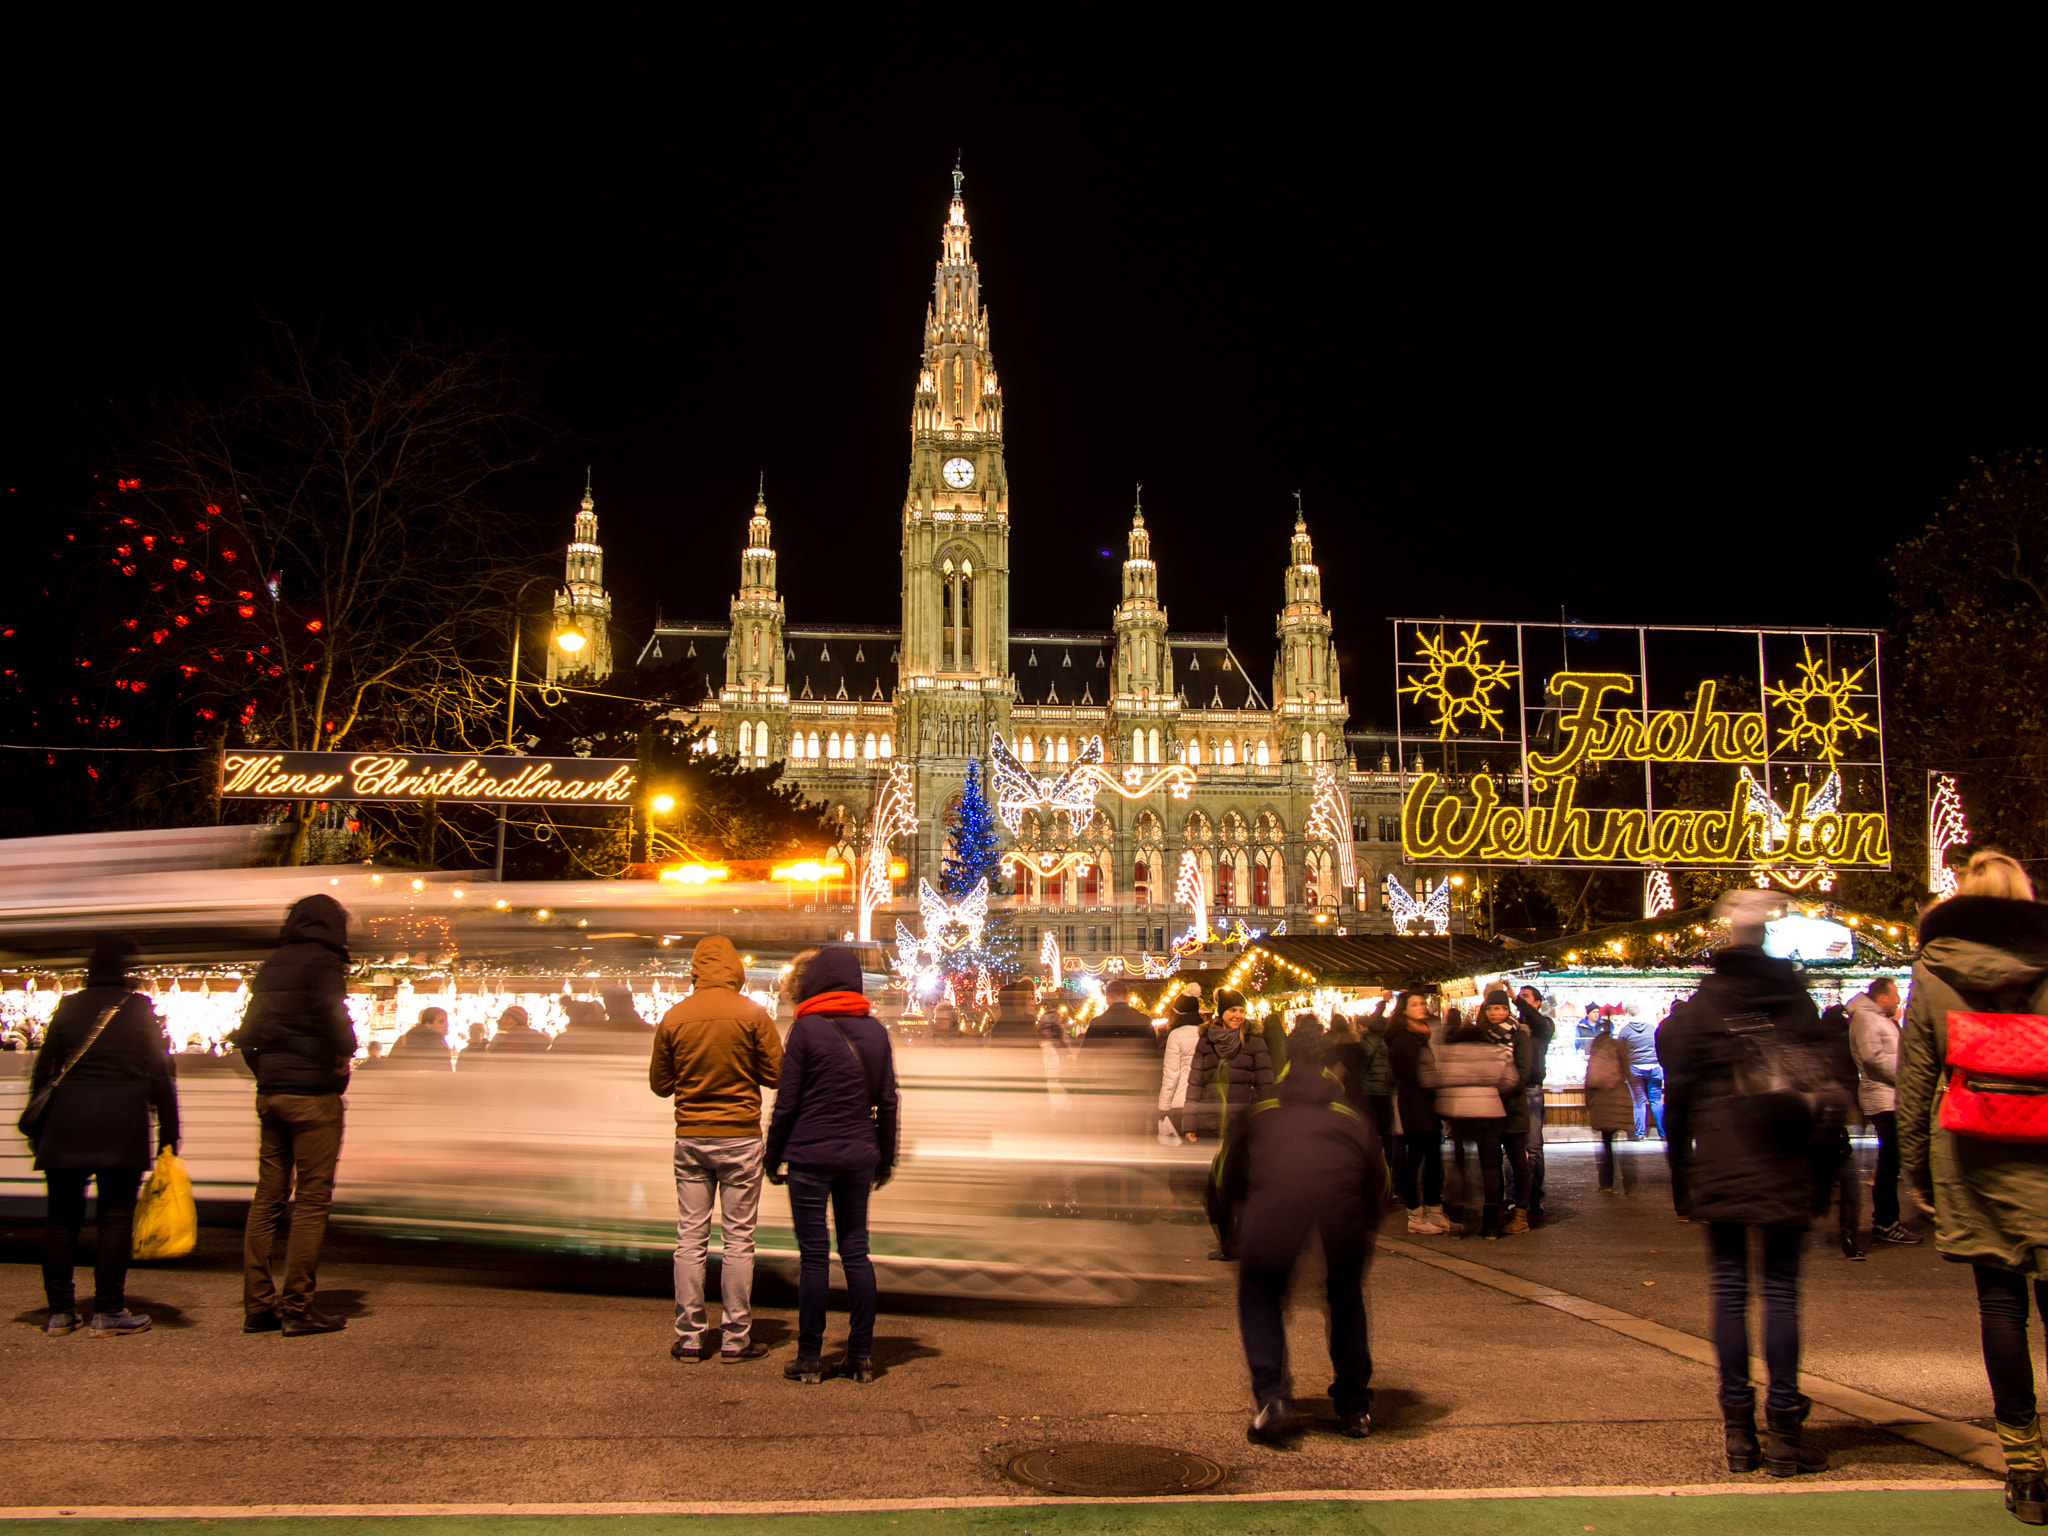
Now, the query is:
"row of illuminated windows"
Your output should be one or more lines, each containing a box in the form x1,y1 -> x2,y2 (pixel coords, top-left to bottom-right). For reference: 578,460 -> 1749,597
705,722 -> 898,763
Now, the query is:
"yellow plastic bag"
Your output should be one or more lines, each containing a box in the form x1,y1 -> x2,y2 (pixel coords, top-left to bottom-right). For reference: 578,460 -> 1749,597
131,1148 -> 197,1260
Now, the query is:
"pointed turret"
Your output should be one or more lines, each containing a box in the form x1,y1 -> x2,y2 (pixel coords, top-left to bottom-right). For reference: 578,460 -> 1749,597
550,468 -> 614,683
729,477 -> 786,692
1274,496 -> 1342,744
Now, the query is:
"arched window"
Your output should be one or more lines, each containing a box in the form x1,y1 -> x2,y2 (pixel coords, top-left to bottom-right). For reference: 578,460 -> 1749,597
826,732 -> 841,760
1019,735 -> 1034,762
1221,739 -> 1237,766
1270,853 -> 1288,909
1080,857 -> 1099,905
1197,847 -> 1215,910
1231,849 -> 1250,907
1057,737 -> 1070,763
1316,731 -> 1329,763
807,730 -> 821,759
865,732 -> 877,760
1132,730 -> 1144,765
880,732 -> 892,758
738,720 -> 754,758
1252,858 -> 1269,908
1148,727 -> 1161,763
1186,738 -> 1201,765
757,721 -> 770,762
1252,740 -> 1266,766
1133,856 -> 1151,903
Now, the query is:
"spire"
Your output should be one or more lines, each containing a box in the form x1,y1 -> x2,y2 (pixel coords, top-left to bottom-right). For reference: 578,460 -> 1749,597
583,465 -> 593,509
747,475 -> 773,552
952,151 -> 963,200
553,470 -> 612,684
1293,489 -> 1305,535
1133,482 -> 1145,527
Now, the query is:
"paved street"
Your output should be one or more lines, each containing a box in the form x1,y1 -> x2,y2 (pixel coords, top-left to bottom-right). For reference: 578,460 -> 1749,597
0,1138 -> 2003,1520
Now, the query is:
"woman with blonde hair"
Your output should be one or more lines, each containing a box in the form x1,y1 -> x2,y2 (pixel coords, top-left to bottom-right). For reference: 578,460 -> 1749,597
1900,850 -> 2048,1524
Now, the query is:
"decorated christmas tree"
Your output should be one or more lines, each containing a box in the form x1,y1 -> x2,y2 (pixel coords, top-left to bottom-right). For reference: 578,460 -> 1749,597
938,759 -> 1021,986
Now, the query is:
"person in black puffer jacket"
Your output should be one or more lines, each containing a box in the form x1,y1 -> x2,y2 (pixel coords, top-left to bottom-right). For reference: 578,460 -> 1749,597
765,946 -> 899,1384
1662,890 -> 1854,1480
33,933 -> 178,1338
229,893 -> 356,1337
1184,990 -> 1275,1141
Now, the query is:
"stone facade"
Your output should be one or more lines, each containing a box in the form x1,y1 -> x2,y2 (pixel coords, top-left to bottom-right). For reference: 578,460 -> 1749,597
638,172 -> 1425,957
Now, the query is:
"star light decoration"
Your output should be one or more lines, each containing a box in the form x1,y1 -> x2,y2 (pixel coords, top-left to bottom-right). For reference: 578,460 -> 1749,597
1644,867 -> 1676,920
1398,625 -> 1520,741
1306,766 -> 1357,890
1763,643 -> 1877,767
1929,774 -> 1968,900
857,761 -> 919,942
1386,873 -> 1450,935
1172,849 -> 1208,954
1741,767 -> 1842,891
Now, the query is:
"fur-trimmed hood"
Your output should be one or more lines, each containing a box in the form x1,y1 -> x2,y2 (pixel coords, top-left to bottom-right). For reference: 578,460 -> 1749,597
1917,896 -> 2048,993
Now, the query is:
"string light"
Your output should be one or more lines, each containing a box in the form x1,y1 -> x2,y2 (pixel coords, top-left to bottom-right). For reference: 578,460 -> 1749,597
1386,873 -> 1450,935
1528,674 -> 1764,777
918,877 -> 989,952
1399,626 -> 1519,740
1644,868 -> 1675,919
1306,765 -> 1356,890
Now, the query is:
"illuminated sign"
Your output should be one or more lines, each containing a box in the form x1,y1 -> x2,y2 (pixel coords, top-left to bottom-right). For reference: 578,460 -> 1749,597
220,751 -> 638,805
1393,622 -> 1889,882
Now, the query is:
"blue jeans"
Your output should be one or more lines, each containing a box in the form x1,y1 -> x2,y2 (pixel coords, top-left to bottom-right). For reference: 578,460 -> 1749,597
1708,1222 -> 1804,1413
788,1165 -> 876,1359
1630,1067 -> 1665,1139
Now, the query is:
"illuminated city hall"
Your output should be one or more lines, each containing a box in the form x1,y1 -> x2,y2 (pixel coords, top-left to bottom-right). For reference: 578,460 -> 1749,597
561,171 -> 1411,955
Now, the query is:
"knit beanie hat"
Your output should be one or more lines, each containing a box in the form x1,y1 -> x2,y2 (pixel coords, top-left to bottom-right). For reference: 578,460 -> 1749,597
1482,987 -> 1512,1009
1212,988 -> 1246,1014
1170,992 -> 1204,1020
86,933 -> 140,987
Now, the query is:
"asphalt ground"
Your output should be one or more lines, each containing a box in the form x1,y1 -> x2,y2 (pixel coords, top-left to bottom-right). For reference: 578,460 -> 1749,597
0,1140 -> 2007,1523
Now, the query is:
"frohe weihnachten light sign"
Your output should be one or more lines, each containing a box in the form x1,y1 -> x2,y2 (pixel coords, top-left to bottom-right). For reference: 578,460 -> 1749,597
1391,622 -> 1889,887
220,751 -> 638,805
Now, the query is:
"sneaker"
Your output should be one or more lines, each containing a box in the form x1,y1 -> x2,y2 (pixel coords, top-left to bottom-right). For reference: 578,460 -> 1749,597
1247,1398 -> 1297,1445
243,1309 -> 283,1334
88,1310 -> 152,1338
784,1357 -> 824,1384
280,1308 -> 348,1336
1872,1222 -> 1923,1246
1423,1205 -> 1455,1232
45,1311 -> 80,1336
720,1342 -> 771,1362
1500,1210 -> 1530,1235
1338,1411 -> 1372,1439
671,1339 -> 708,1362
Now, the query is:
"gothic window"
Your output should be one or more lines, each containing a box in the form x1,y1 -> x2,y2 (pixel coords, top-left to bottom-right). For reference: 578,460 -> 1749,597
1184,810 -> 1212,844
1220,738 -> 1235,766
1306,848 -> 1335,907
1148,727 -> 1161,763
827,732 -> 841,760
1316,731 -> 1330,763
1022,811 -> 1041,840
1378,813 -> 1398,842
1198,847 -> 1215,909
880,732 -> 893,758
1255,741 -> 1270,767
1133,855 -> 1151,904
1135,811 -> 1162,841
756,721 -> 770,763
1252,857 -> 1269,908
865,732 -> 877,760
807,730 -> 821,759
739,720 -> 754,758
1056,736 -> 1070,763
1081,857 -> 1101,905
1186,738 -> 1201,766
1019,735 -> 1034,763
1221,810 -> 1247,844
1054,811 -> 1073,840
1131,729 -> 1143,765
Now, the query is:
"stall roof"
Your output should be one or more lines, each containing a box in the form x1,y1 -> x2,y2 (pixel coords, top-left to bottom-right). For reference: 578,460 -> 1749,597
1233,934 -> 1515,988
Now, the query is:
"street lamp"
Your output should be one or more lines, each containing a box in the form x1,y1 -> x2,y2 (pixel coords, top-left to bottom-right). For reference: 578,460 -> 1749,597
651,793 -> 676,815
495,577 -> 587,882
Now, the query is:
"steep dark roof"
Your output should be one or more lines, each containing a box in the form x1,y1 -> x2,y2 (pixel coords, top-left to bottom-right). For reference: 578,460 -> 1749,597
784,627 -> 900,704
1009,633 -> 1109,707
1237,934 -> 1505,986
1172,638 -> 1265,711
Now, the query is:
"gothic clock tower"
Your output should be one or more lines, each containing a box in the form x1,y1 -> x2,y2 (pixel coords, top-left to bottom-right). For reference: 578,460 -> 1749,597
898,164 -> 1013,765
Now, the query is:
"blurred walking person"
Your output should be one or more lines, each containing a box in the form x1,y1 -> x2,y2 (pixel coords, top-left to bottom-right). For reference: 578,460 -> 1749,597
1187,989 -> 1274,1260
230,894 -> 356,1337
1081,978 -> 1157,1218
1662,890 -> 1852,1479
766,947 -> 899,1384
1899,853 -> 2048,1524
652,935 -> 782,1363
1385,992 -> 1449,1233
33,934 -> 178,1338
1848,979 -> 1918,1246
1425,995 -> 1519,1240
387,1007 -> 452,1069
1584,1016 -> 1636,1192
1215,1063 -> 1384,1443
1516,987 -> 1557,1220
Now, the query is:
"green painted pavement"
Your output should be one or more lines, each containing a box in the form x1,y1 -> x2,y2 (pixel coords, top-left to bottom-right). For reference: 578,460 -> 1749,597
0,1493 -> 2011,1536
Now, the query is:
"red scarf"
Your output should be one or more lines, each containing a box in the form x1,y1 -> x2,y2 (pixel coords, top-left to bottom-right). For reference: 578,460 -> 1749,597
795,990 -> 871,1017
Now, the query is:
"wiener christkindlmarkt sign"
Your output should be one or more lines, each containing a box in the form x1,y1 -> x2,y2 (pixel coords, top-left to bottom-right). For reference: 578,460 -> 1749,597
219,751 -> 638,805
1391,621 -> 1889,888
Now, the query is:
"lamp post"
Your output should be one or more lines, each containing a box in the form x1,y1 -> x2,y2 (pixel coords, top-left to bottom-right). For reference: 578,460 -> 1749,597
494,577 -> 586,882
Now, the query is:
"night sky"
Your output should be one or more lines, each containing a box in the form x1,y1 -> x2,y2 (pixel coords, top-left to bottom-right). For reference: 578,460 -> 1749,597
9,21 -> 2042,730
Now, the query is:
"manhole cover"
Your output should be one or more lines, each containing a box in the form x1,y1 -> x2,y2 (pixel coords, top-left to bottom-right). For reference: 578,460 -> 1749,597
1003,1441 -> 1227,1497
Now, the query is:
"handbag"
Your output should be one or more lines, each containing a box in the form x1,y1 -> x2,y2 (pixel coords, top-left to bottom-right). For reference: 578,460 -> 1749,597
1940,1011 -> 2048,1144
16,1004 -> 120,1151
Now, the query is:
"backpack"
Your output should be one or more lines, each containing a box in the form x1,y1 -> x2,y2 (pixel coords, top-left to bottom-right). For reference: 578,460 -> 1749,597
1939,1011 -> 2048,1144
1722,1010 -> 1850,1155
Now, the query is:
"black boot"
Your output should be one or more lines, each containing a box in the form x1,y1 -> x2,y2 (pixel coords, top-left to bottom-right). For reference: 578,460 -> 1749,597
1480,1204 -> 1504,1241
1721,1394 -> 1759,1473
845,1354 -> 875,1384
1762,1396 -> 1827,1477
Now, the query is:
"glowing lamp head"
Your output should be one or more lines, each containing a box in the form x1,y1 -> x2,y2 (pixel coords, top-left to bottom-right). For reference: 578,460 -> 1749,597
658,863 -> 729,885
650,793 -> 676,814
554,627 -> 586,653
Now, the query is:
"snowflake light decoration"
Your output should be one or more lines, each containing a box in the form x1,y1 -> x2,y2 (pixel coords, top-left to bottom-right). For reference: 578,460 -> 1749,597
1929,773 -> 1967,900
1399,625 -> 1520,740
1764,643 -> 1876,766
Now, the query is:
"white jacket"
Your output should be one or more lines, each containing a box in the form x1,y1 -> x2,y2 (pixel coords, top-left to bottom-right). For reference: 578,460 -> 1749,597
1846,990 -> 1900,1115
1158,1023 -> 1200,1111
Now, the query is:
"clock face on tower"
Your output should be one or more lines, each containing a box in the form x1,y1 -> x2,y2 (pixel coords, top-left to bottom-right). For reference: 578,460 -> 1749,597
941,457 -> 975,489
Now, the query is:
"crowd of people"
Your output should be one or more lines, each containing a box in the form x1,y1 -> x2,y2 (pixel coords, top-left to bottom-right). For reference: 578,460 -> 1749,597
21,852 -> 2048,1523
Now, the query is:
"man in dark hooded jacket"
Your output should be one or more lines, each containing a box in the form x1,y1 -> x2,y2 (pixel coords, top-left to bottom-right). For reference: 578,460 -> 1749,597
1214,1063 -> 1383,1444
230,893 -> 356,1336
1662,890 -> 1853,1479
